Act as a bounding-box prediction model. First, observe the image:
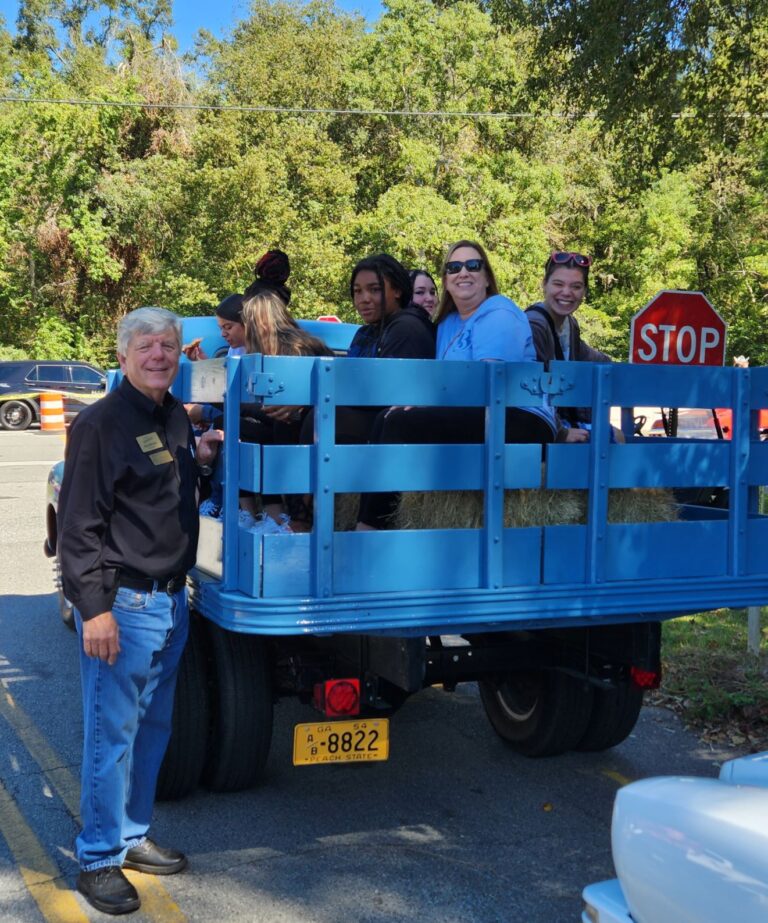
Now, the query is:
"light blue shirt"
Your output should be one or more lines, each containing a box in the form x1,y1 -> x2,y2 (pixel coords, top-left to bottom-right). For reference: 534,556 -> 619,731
436,294 -> 555,433
437,295 -> 536,362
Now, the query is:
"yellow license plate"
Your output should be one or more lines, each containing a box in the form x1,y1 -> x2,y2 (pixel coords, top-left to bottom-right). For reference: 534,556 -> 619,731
293,718 -> 389,766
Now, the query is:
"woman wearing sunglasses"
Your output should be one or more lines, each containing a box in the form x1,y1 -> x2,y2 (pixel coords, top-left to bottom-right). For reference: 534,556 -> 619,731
526,252 -> 612,443
356,240 -> 556,530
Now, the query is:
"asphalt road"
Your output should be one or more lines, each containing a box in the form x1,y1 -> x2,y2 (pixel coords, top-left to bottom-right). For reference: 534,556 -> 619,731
0,429 -> 739,923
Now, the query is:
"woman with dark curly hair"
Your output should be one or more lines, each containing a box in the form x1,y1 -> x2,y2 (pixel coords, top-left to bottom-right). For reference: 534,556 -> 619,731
294,254 -> 435,529
302,253 -> 434,446
347,253 -> 435,360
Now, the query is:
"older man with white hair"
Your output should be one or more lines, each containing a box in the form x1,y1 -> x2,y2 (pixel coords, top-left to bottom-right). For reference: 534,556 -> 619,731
58,307 -> 221,915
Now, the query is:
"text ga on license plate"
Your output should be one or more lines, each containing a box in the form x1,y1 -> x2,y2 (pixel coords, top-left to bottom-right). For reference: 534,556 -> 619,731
293,718 -> 389,766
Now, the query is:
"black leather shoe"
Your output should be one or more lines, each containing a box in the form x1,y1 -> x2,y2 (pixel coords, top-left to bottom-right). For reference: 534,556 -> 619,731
77,866 -> 140,915
123,838 -> 188,875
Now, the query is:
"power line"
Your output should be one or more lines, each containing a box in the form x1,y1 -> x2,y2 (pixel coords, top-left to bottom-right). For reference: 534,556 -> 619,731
0,94 -> 589,119
0,94 -> 764,120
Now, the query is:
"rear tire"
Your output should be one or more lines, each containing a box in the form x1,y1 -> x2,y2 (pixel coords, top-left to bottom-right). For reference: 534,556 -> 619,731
156,614 -> 211,800
202,623 -> 273,792
55,555 -> 75,631
479,670 -> 593,757
0,400 -> 34,431
58,588 -> 75,631
576,680 -> 644,752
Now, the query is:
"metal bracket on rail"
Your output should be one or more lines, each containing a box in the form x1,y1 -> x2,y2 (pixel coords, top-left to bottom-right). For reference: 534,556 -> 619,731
521,372 -> 575,398
247,372 -> 286,399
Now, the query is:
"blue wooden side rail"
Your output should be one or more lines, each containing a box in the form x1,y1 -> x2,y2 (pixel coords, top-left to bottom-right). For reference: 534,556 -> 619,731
177,322 -> 768,637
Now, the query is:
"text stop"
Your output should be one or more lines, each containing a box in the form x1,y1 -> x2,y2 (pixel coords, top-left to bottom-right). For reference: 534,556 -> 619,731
634,323 -> 722,364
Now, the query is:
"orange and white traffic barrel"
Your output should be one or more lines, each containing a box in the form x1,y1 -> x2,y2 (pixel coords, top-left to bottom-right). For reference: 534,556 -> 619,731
39,392 -> 65,432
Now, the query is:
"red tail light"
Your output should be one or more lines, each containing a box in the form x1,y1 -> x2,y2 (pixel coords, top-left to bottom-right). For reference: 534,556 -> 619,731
631,666 -> 662,690
313,679 -> 361,717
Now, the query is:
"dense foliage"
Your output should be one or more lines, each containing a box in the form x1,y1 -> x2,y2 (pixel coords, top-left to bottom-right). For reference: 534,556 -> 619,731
0,0 -> 765,365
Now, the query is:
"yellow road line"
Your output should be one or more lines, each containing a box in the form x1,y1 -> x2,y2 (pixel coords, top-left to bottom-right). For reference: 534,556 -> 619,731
0,778 -> 88,923
0,687 -> 187,921
601,769 -> 634,787
0,688 -> 81,819
123,871 -> 188,921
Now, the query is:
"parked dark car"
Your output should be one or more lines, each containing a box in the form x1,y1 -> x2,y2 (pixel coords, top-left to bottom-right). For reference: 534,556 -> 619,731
0,360 -> 106,430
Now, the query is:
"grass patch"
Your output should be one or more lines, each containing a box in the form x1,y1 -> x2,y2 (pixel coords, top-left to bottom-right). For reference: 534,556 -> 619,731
650,609 -> 768,750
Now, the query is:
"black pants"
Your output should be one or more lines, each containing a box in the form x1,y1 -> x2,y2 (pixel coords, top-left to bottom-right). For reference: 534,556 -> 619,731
298,406 -> 383,447
357,406 -> 555,529
289,407 -> 383,521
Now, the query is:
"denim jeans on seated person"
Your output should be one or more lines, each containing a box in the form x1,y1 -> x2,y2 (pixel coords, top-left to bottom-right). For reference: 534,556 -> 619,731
75,585 -> 188,870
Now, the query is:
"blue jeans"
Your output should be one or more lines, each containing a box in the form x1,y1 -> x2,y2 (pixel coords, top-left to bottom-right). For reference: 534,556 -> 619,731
75,585 -> 189,870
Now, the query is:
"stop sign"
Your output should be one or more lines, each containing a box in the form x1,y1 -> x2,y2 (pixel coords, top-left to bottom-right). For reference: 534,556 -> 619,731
629,291 -> 727,366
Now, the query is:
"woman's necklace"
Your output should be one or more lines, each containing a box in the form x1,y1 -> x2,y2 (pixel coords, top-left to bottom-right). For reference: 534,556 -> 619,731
440,312 -> 472,359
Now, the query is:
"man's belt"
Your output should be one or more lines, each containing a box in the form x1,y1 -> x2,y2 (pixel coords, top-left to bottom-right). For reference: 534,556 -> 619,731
118,573 -> 187,595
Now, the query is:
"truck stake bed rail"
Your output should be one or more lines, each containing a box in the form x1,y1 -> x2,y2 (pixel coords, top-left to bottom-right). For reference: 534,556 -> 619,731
182,340 -> 768,636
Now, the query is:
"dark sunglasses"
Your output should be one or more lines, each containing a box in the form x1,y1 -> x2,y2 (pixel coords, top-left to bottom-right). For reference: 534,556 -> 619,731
445,258 -> 485,275
549,251 -> 592,268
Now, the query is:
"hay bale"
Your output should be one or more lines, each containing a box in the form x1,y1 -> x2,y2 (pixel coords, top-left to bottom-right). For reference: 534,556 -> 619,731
607,488 -> 677,524
506,489 -> 585,527
334,493 -> 361,531
396,491 -> 483,530
394,487 -> 677,530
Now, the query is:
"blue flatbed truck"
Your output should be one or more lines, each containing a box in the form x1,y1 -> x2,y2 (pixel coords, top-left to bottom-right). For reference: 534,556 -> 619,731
45,316 -> 768,798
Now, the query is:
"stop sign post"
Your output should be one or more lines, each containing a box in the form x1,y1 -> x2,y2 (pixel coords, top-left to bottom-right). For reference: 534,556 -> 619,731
629,290 -> 726,366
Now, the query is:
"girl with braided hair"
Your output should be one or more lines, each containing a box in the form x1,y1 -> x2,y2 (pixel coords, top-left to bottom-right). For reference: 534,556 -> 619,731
300,253 -> 435,443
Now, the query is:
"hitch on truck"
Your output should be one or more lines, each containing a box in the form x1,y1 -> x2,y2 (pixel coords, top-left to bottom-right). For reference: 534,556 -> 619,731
45,316 -> 768,799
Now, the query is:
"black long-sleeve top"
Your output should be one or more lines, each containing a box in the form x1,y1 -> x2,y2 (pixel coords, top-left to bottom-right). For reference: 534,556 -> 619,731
57,377 -> 200,619
347,304 -> 436,359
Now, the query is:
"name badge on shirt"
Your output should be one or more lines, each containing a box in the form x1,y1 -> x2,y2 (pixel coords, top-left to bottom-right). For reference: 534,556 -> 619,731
136,432 -> 164,453
149,449 -> 174,465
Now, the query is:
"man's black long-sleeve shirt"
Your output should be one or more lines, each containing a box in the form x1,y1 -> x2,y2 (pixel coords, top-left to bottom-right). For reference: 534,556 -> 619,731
58,377 -> 199,619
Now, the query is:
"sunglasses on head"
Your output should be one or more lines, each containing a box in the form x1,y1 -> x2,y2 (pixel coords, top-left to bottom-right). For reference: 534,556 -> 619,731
445,258 -> 485,275
549,251 -> 592,268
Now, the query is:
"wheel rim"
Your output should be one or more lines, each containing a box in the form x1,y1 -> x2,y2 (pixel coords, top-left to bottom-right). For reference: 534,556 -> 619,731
1,401 -> 32,429
494,673 -> 542,723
